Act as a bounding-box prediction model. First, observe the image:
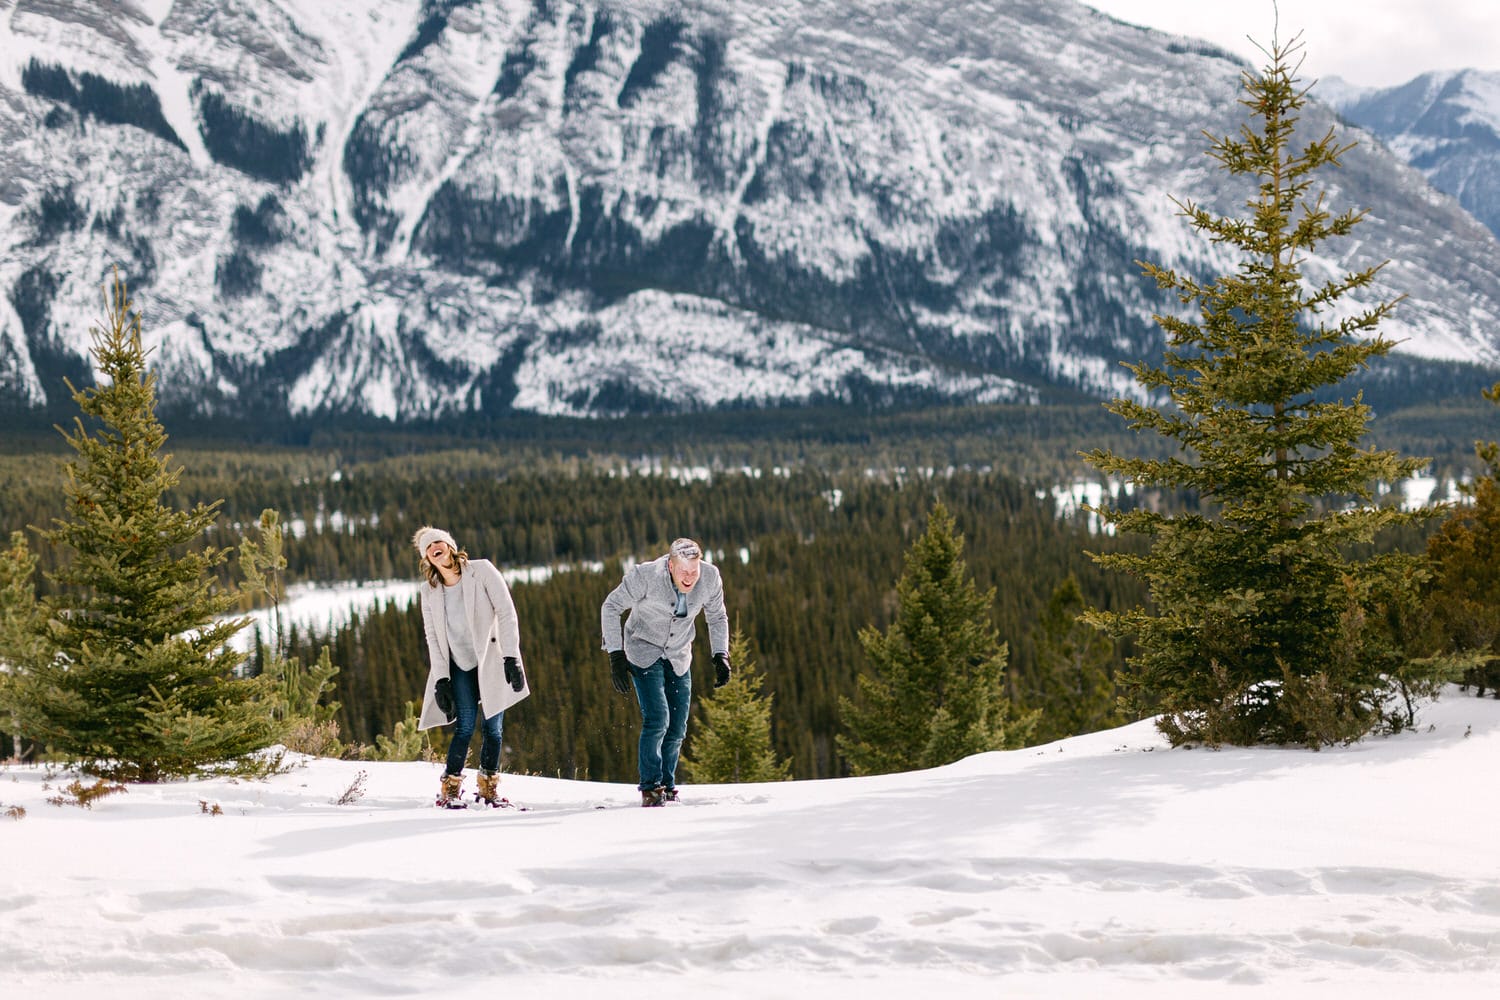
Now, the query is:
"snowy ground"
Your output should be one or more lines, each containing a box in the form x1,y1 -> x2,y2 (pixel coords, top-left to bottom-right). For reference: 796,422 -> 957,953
4,691 -> 1500,999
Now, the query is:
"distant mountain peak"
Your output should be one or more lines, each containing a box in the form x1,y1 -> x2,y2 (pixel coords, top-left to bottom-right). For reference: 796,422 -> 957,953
1328,66 -> 1500,242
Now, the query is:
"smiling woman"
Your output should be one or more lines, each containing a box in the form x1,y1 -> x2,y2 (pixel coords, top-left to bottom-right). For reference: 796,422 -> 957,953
1080,0 -> 1500,86
411,525 -> 530,808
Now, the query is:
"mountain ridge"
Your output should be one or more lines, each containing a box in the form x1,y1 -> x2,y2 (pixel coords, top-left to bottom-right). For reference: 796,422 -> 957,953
1326,67 -> 1500,242
2,0 -> 1497,422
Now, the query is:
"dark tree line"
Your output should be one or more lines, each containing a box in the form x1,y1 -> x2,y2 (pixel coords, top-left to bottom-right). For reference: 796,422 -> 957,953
22,59 -> 185,150
3,429 -> 1462,777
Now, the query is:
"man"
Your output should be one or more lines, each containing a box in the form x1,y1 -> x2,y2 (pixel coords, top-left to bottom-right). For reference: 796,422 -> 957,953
601,537 -> 731,806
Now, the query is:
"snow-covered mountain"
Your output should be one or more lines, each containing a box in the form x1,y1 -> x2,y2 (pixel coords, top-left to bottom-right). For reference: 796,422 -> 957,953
2,0 -> 1498,422
1325,69 -> 1500,242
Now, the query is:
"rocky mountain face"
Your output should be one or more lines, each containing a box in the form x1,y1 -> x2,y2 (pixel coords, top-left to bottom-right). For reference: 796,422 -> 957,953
1326,69 -> 1500,243
1,0 -> 1497,423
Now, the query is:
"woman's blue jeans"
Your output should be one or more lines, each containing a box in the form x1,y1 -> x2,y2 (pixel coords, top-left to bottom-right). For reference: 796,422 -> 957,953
630,657 -> 692,792
444,666 -> 503,776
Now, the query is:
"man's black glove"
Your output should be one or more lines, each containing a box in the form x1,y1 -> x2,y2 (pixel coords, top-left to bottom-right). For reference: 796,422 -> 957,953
712,652 -> 732,688
609,649 -> 632,694
434,676 -> 455,720
503,655 -> 525,692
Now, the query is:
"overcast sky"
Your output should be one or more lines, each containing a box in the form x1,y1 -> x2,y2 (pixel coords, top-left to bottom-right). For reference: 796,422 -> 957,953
1080,0 -> 1500,88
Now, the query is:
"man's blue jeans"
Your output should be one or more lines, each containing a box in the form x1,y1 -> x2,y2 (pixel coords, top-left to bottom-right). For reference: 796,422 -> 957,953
630,657 -> 692,791
445,666 -> 503,776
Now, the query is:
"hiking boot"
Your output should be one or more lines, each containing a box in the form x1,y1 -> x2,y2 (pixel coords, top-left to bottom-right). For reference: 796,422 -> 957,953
476,771 -> 506,807
641,786 -> 665,807
436,772 -> 465,809
661,787 -> 679,803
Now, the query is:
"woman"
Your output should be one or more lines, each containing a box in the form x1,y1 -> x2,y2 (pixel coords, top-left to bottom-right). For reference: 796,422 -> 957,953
413,526 -> 529,808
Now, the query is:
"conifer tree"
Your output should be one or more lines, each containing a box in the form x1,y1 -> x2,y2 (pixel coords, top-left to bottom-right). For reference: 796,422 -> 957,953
241,508 -> 343,755
16,273 -> 278,780
1082,36 -> 1439,746
1426,381 -> 1500,695
0,531 -> 49,760
839,503 -> 1036,775
680,626 -> 792,783
362,699 -> 430,762
239,508 -> 289,659
1025,575 -> 1121,743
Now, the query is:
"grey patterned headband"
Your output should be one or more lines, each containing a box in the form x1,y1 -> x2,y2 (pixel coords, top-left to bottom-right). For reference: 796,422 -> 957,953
670,538 -> 702,562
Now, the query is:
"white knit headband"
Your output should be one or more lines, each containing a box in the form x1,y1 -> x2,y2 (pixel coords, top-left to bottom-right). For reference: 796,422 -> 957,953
412,526 -> 458,556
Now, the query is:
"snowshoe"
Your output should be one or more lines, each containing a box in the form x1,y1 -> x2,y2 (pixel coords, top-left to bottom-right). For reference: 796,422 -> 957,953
436,773 -> 467,809
475,772 -> 507,808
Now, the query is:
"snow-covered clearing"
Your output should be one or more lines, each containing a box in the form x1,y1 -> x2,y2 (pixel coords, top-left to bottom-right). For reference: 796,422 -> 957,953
4,690 -> 1500,998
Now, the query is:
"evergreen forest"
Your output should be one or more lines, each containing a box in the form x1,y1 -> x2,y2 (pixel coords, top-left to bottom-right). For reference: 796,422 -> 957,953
0,406 -> 1467,782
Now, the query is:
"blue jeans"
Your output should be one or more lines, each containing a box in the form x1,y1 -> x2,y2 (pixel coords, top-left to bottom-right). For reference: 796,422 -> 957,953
444,667 -> 503,776
630,657 -> 692,791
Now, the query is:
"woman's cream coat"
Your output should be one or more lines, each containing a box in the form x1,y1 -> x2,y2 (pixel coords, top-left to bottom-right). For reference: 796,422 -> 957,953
417,558 -> 528,730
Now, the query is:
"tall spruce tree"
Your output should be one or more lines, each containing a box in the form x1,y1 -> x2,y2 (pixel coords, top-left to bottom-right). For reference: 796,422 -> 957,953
680,626 -> 792,783
1082,36 -> 1439,746
16,274 -> 278,780
838,503 -> 1036,775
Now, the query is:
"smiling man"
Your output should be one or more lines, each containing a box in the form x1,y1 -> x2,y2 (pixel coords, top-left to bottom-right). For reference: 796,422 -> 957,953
601,537 -> 732,806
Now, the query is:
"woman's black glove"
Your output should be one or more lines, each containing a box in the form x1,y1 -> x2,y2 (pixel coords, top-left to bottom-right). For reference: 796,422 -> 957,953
504,656 -> 525,692
712,652 -> 732,688
609,649 -> 632,695
434,676 -> 455,720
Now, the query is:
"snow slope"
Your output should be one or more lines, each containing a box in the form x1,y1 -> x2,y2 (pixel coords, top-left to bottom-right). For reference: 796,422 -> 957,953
4,689 -> 1500,998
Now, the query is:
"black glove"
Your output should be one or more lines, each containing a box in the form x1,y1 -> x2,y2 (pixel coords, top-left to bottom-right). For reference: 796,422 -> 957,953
503,655 -> 525,692
434,676 -> 455,720
712,652 -> 732,688
609,649 -> 632,695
